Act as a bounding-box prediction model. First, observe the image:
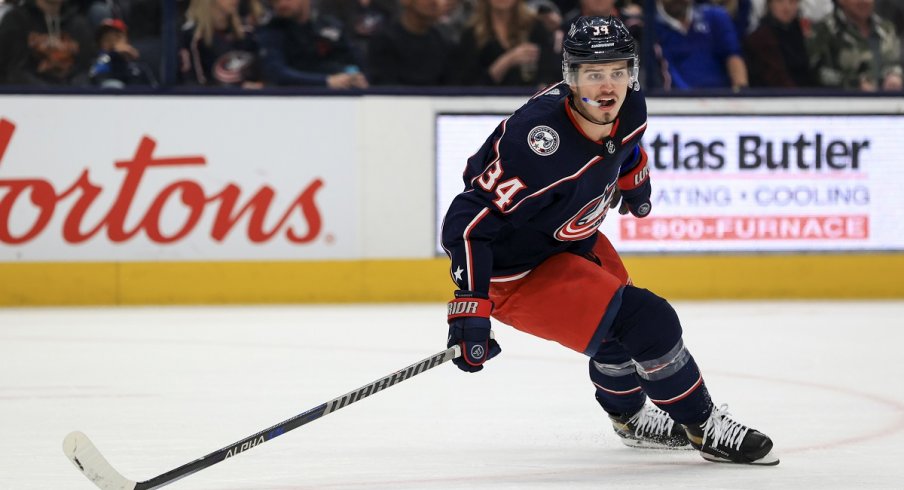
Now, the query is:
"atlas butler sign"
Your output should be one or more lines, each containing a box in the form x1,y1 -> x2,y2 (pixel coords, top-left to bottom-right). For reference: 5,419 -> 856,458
0,110 -> 358,262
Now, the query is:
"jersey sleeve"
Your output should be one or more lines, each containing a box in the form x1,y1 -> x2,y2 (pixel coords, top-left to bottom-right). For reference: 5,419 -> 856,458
441,118 -> 559,294
615,92 -> 652,216
617,91 -> 649,183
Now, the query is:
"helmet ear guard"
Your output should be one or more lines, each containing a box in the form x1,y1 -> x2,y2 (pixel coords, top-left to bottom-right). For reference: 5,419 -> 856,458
562,16 -> 640,90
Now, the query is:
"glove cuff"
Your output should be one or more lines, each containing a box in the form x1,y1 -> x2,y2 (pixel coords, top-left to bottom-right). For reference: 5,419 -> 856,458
448,295 -> 493,322
617,152 -> 650,191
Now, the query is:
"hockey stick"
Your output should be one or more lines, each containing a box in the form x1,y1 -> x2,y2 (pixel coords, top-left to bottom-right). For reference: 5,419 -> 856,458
63,344 -> 461,490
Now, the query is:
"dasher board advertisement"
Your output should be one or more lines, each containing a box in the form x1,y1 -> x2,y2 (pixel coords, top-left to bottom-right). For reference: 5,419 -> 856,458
436,114 -> 904,253
0,98 -> 359,262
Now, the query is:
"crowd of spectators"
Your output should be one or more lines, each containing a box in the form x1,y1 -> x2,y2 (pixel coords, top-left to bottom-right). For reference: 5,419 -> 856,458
0,0 -> 901,92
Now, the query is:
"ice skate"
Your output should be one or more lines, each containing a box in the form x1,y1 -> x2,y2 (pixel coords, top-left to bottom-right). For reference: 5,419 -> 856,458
610,403 -> 693,449
684,404 -> 780,465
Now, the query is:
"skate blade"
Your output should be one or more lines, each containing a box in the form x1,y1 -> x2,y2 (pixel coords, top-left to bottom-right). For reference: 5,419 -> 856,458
620,438 -> 695,451
701,449 -> 780,466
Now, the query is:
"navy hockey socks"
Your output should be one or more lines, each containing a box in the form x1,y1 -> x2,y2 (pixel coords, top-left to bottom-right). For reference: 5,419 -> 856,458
589,341 -> 646,416
607,286 -> 713,425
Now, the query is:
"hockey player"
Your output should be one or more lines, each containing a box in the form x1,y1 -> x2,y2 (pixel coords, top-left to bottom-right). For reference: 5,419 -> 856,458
441,15 -> 778,466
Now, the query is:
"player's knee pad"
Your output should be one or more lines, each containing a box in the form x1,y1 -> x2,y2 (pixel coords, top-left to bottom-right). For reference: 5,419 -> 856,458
610,286 -> 684,367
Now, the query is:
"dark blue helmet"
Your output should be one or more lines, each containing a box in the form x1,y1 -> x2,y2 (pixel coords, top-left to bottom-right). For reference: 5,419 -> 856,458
562,16 -> 638,89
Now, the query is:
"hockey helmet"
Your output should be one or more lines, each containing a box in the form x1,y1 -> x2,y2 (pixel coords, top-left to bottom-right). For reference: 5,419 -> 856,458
562,16 -> 638,90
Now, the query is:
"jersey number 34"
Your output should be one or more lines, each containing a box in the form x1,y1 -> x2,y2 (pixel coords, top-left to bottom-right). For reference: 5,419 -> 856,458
477,160 -> 526,212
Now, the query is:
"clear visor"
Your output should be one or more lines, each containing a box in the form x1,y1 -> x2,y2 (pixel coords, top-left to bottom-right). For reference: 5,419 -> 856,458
563,57 -> 639,89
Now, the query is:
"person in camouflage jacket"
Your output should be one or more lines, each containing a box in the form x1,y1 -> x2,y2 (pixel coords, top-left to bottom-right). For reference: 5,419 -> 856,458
807,0 -> 903,91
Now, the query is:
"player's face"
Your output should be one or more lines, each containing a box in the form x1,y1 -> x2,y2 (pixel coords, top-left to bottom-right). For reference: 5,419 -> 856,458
572,60 -> 631,125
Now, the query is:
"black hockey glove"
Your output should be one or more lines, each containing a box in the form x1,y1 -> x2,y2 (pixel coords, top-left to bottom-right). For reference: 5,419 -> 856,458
447,290 -> 501,373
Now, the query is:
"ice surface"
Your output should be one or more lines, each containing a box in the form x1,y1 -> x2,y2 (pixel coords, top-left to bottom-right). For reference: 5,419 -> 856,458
1,302 -> 903,489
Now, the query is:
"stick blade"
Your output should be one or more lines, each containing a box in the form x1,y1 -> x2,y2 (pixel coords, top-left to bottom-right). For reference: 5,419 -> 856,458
63,431 -> 137,490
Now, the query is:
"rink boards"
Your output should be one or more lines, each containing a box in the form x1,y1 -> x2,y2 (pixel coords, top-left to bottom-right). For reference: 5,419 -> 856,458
1,95 -> 903,305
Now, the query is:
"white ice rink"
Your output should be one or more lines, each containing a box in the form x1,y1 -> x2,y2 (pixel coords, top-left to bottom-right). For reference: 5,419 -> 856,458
2,302 -> 904,490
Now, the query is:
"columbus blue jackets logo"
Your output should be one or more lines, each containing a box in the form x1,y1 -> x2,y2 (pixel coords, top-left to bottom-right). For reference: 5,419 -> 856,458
213,51 -> 256,85
527,126 -> 559,156
554,186 -> 616,241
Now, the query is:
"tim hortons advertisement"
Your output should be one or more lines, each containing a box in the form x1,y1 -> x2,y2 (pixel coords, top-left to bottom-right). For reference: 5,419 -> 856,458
0,98 -> 359,262
436,114 -> 904,253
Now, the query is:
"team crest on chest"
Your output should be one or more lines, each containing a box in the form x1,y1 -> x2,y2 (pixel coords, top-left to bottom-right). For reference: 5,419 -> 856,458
554,183 -> 617,241
527,126 -> 560,156
606,140 -> 616,154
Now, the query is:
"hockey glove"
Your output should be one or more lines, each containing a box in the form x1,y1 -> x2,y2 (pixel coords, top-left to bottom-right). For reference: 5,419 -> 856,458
619,179 -> 651,217
447,290 -> 501,373
617,155 -> 652,218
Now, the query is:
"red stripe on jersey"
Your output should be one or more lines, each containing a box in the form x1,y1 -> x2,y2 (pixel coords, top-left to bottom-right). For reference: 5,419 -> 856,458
463,207 -> 490,290
622,121 -> 647,144
504,155 -> 603,214
608,118 -> 621,138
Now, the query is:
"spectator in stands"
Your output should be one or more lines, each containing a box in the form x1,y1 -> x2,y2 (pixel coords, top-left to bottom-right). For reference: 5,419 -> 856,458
808,0 -> 902,91
86,0 -> 128,28
89,17 -> 157,86
527,0 -> 563,53
454,0 -> 560,86
82,1 -> 164,81
553,0 -> 577,12
749,0 -> 834,31
0,1 -> 14,23
744,0 -> 816,87
529,0 -> 562,32
653,0 -> 749,90
0,0 -> 95,85
320,0 -> 397,65
437,0 -> 475,43
258,0 -> 368,88
562,0 -> 643,49
367,0 -> 454,85
179,0 -> 263,87
698,0 -> 753,40
876,0 -> 904,65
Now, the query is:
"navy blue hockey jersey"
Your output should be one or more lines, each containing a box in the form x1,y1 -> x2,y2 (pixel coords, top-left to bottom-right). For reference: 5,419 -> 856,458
441,82 -> 649,294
